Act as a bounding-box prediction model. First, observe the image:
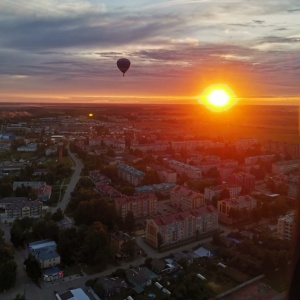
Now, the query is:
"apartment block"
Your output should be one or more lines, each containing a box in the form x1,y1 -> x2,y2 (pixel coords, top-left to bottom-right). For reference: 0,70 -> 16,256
28,240 -> 61,269
117,163 -> 145,186
230,172 -> 256,192
277,212 -> 296,241
171,140 -> 213,151
245,154 -> 275,165
204,184 -> 242,201
115,193 -> 158,220
170,185 -> 204,210
168,160 -> 202,179
217,195 -> 257,224
272,160 -> 300,174
0,197 -> 42,219
146,205 -> 218,249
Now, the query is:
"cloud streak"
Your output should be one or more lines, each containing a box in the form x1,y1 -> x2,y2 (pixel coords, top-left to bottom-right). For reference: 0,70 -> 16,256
0,0 -> 299,102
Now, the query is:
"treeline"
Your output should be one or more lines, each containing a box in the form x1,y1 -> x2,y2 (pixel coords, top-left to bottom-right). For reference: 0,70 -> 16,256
0,228 -> 17,292
217,235 -> 290,277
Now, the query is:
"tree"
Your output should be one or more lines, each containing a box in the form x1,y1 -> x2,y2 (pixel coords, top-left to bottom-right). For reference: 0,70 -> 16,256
0,244 -> 17,292
24,254 -> 42,283
51,208 -> 64,222
212,230 -> 221,246
124,211 -> 135,233
11,294 -> 26,300
157,232 -> 163,251
0,182 -> 13,198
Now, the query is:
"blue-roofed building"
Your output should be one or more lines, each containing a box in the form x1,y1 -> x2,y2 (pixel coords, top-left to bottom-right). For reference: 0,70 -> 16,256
135,183 -> 175,194
28,239 -> 61,269
117,163 -> 145,186
168,159 -> 202,179
193,246 -> 213,258
43,266 -> 63,282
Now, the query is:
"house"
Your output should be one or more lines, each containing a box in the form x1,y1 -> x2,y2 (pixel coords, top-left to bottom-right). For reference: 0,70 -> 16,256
0,197 -> 42,219
173,252 -> 194,266
151,258 -> 166,274
55,288 -> 89,300
43,266 -> 63,282
193,246 -> 212,258
28,240 -> 60,269
96,277 -> 128,298
125,267 -> 160,294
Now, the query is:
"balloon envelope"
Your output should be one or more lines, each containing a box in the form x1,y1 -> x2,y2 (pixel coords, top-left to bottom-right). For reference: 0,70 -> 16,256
117,58 -> 130,76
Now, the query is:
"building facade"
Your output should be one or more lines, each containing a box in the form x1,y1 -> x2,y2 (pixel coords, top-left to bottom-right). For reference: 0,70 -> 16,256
115,193 -> 158,220
146,206 -> 218,249
0,197 -> 42,219
230,172 -> 256,192
217,195 -> 257,224
117,163 -> 145,186
170,185 -> 204,210
168,160 -> 202,179
204,184 -> 242,201
277,212 -> 296,241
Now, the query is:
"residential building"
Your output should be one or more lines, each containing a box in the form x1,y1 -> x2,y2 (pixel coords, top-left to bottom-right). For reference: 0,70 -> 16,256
204,184 -> 242,201
125,267 -> 160,294
171,140 -> 213,151
170,185 -> 204,210
43,266 -> 63,282
146,205 -> 218,249
131,141 -> 169,153
55,288 -> 90,300
117,163 -> 145,186
28,240 -> 61,269
95,182 -> 122,198
110,231 -> 132,251
277,212 -> 296,241
265,141 -> 300,159
17,142 -> 38,152
135,183 -> 175,194
115,193 -> 158,220
157,169 -> 177,183
168,160 -> 202,179
96,277 -> 128,298
245,154 -> 275,165
229,172 -> 256,192
217,195 -> 257,224
13,181 -> 52,201
0,197 -> 42,219
272,160 -> 300,174
234,138 -> 258,150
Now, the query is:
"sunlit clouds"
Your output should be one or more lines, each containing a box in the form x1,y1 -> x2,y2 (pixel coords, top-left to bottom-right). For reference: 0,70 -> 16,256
0,0 -> 299,103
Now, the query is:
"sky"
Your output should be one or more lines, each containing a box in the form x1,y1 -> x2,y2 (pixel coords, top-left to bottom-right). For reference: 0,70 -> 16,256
0,0 -> 300,104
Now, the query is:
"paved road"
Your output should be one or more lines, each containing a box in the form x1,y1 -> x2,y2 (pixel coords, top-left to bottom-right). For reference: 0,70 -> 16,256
53,148 -> 83,213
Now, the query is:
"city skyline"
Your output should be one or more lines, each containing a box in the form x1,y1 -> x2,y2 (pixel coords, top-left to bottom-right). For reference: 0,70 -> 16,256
0,0 -> 300,104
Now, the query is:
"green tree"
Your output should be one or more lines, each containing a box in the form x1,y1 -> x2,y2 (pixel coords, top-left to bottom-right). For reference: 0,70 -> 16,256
157,232 -> 163,251
0,239 -> 17,292
0,182 -> 13,197
124,211 -> 135,233
51,208 -> 64,222
24,254 -> 42,283
11,294 -> 26,300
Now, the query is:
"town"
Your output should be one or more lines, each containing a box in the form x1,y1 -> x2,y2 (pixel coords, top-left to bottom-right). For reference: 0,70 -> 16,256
0,103 -> 299,300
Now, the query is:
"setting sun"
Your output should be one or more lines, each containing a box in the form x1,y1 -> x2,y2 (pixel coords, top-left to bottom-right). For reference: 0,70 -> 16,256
199,84 -> 237,112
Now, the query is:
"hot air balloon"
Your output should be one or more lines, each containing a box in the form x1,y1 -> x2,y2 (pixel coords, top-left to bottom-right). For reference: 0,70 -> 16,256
117,58 -> 131,76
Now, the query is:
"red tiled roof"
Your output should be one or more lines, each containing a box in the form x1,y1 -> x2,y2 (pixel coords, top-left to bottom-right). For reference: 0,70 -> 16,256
151,205 -> 216,226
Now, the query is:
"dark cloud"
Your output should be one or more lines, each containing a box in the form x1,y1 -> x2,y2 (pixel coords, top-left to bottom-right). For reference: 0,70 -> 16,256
259,36 -> 300,44
287,8 -> 300,12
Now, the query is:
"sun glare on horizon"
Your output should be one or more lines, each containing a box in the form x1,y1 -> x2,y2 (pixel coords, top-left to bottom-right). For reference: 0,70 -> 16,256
199,84 -> 237,112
